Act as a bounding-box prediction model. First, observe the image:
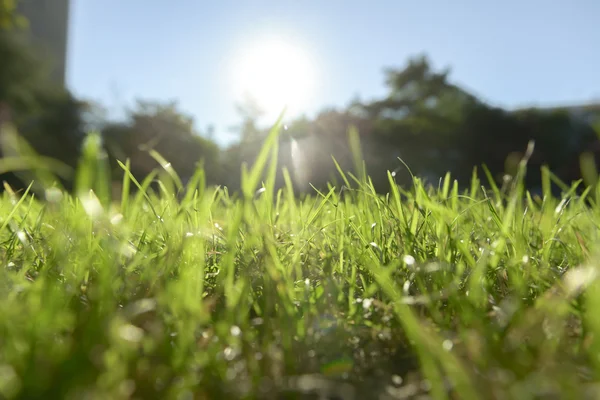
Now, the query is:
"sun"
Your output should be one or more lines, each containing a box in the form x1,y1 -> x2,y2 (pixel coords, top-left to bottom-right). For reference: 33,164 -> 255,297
232,38 -> 316,121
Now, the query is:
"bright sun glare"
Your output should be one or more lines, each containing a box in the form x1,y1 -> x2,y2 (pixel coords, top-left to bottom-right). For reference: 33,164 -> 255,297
233,38 -> 316,120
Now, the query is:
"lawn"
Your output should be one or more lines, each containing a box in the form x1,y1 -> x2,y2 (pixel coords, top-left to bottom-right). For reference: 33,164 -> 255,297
1,126 -> 600,399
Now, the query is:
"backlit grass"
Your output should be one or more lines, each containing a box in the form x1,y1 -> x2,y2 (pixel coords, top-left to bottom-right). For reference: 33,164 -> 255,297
1,124 -> 600,399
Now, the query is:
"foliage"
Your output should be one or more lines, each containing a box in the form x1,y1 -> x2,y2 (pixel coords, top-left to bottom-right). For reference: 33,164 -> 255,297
0,7 -> 86,192
2,9 -> 599,198
102,100 -> 222,188
2,131 -> 600,398
0,0 -> 27,31
275,56 -> 600,194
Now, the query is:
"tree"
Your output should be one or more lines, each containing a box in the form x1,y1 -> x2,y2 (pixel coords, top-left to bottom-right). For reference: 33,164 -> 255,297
102,100 -> 222,187
365,55 -> 477,136
0,0 -> 27,31
232,94 -> 265,143
0,3 -> 86,191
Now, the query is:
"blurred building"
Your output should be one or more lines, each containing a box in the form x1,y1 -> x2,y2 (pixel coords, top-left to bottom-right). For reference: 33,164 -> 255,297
17,0 -> 71,86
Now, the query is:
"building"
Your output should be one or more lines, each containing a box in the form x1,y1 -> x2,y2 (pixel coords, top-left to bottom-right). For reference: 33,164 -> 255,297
17,0 -> 71,86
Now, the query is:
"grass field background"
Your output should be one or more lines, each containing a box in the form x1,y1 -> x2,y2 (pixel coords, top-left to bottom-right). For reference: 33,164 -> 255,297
1,122 -> 600,399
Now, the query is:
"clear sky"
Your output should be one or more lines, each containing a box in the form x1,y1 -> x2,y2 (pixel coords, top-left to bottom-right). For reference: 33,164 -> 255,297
67,0 -> 600,146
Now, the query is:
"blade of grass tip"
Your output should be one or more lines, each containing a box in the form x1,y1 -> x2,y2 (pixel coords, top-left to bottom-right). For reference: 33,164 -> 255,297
96,138 -> 112,208
256,133 -> 281,224
243,108 -> 285,199
332,156 -> 351,189
496,143 -> 533,242
305,186 -> 336,228
486,196 -> 504,234
2,181 -> 18,205
580,151 -> 598,194
540,182 -> 581,265
387,170 -> 407,226
397,155 -> 416,184
481,164 -> 502,209
75,132 -> 98,196
120,158 -> 131,214
0,127 -> 71,190
595,181 -> 600,209
0,181 -> 33,233
347,171 -> 362,188
541,165 -> 552,201
451,179 -> 459,212
547,169 -> 571,196
441,171 -> 451,201
216,202 -> 245,296
181,166 -> 206,206
117,160 -> 160,220
75,132 -> 111,207
282,168 -> 297,222
347,125 -> 365,184
148,149 -> 184,193
264,131 -> 280,198
469,166 -> 480,200
240,162 -> 249,195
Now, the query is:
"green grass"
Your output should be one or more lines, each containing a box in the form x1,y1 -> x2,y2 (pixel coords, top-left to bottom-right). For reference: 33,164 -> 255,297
2,126 -> 600,399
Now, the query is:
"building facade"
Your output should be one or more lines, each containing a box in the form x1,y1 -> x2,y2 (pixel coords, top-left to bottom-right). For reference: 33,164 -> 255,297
17,0 -> 70,86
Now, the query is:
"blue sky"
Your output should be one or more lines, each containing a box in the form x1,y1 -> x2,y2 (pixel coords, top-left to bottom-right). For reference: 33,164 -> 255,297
67,0 -> 600,146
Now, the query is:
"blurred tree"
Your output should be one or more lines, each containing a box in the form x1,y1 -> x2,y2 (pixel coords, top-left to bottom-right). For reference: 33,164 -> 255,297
102,99 -> 222,187
0,0 -> 27,31
365,55 -> 477,136
356,55 -> 480,183
0,3 -> 86,190
233,93 -> 265,143
219,54 -> 600,194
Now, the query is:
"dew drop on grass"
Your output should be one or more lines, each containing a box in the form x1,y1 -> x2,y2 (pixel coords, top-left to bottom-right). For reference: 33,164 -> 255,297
118,324 -> 144,343
127,298 -> 156,317
81,190 -> 103,219
230,325 -> 241,337
110,213 -> 123,225
255,187 -> 266,198
442,339 -> 453,351
564,265 -> 598,297
120,243 -> 137,258
403,255 -> 415,266
403,281 -> 411,294
16,231 -> 27,245
224,347 -> 235,361
226,368 -> 237,381
45,187 -> 63,203
555,198 -> 567,214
